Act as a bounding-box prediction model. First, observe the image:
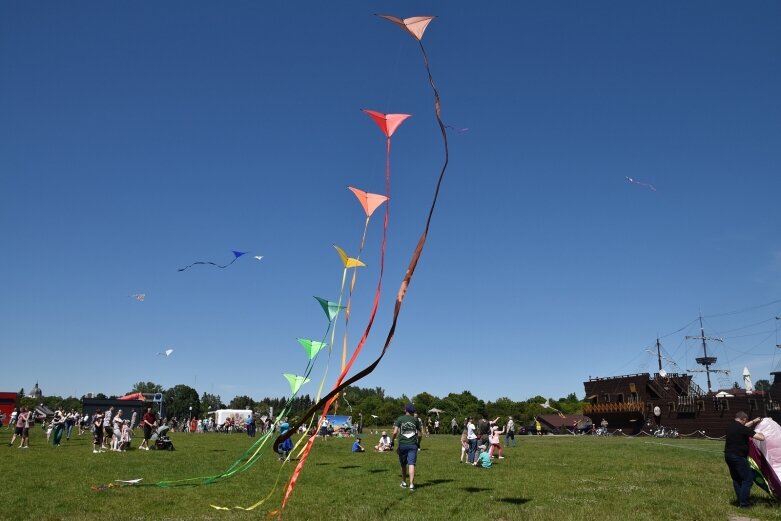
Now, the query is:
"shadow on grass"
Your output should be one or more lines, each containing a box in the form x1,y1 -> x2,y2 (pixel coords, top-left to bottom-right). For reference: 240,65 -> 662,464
462,486 -> 491,493
498,497 -> 529,505
339,465 -> 360,470
412,479 -> 453,490
368,469 -> 388,474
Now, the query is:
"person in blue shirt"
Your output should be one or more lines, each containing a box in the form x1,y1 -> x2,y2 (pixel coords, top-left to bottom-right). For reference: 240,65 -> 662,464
352,437 -> 365,452
473,444 -> 492,468
277,417 -> 293,461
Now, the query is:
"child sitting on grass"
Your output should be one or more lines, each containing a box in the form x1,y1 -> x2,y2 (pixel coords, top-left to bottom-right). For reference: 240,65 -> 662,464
473,444 -> 492,468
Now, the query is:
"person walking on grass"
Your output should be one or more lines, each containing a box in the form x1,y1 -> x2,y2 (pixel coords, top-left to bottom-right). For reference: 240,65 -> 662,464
9,409 -> 18,430
51,409 -> 66,447
393,404 -> 420,491
505,416 -> 516,447
724,411 -> 765,509
9,407 -> 29,447
138,407 -> 156,451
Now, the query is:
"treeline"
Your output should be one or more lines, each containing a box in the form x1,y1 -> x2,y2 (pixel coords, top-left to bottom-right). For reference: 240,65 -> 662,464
200,386 -> 587,428
13,382 -> 587,428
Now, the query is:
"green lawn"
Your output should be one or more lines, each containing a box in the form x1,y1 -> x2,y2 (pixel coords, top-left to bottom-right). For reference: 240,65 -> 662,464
1,426 -> 779,521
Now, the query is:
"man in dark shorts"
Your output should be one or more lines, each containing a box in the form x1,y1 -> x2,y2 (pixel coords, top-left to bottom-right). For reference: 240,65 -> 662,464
724,411 -> 765,508
393,404 -> 420,491
9,407 -> 29,447
139,407 -> 156,450
92,409 -> 104,453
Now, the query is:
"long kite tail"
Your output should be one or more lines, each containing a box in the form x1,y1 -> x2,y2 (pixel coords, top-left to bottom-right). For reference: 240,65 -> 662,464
272,133 -> 394,516
272,34 -> 450,480
271,19 -> 450,517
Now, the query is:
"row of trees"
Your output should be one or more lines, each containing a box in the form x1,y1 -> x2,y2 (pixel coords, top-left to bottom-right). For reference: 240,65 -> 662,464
131,382 -> 588,427
14,381 -> 588,428
16,379 -> 771,426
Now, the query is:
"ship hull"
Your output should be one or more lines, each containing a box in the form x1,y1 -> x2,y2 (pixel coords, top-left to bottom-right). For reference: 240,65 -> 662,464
584,372 -> 780,438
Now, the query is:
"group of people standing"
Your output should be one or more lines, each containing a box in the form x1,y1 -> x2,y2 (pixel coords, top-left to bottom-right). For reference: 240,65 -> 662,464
89,406 -> 158,453
460,415 -> 516,468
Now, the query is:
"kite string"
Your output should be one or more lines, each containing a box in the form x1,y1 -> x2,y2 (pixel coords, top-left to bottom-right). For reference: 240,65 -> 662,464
272,42 -> 449,515
273,133 -> 394,516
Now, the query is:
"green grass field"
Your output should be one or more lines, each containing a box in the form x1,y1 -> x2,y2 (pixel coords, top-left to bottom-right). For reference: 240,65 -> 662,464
1,426 -> 779,521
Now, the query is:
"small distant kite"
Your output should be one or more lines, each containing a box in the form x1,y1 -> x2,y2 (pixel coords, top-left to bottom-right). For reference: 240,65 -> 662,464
158,349 -> 174,357
541,399 -> 565,418
130,293 -> 146,302
445,125 -> 469,133
625,176 -> 656,192
178,250 -> 261,272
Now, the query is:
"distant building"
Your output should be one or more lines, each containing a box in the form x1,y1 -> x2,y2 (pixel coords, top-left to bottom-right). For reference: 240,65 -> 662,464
27,382 -> 42,399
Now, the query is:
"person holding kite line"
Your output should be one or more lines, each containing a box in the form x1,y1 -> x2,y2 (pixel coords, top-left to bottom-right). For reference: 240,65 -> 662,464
488,423 -> 505,459
393,404 -> 421,491
724,411 -> 765,508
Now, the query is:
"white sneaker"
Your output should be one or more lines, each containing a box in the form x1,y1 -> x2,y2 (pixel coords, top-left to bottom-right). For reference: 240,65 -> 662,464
400,482 -> 407,488
93,450 -> 98,453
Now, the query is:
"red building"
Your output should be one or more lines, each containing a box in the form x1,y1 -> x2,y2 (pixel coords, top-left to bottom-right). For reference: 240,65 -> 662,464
0,392 -> 18,426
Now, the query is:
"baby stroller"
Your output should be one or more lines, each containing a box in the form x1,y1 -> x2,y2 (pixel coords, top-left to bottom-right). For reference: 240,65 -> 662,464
151,425 -> 175,451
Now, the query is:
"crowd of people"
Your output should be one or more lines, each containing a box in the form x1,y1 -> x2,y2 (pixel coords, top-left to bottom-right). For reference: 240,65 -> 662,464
459,415 -> 512,467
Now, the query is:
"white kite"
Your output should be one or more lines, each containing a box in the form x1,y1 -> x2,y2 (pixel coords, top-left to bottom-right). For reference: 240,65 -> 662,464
158,349 -> 174,357
114,478 -> 143,485
541,399 -> 565,418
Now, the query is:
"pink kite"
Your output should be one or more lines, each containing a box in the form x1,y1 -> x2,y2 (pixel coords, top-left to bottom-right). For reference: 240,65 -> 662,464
361,110 -> 411,138
376,15 -> 435,41
348,186 -> 388,217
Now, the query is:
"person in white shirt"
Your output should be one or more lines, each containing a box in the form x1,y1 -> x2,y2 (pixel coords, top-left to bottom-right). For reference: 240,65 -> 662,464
466,416 -> 478,464
375,431 -> 392,451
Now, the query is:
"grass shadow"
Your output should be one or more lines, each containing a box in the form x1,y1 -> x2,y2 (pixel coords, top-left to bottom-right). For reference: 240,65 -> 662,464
367,469 -> 388,474
410,478 -> 454,490
463,486 -> 491,493
498,497 -> 530,505
339,465 -> 360,470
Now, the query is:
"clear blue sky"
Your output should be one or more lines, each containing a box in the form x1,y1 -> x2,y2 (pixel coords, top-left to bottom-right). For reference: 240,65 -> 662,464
1,1 -> 780,405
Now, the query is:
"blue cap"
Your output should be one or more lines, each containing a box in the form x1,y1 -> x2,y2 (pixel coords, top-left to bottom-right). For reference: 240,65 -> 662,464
405,404 -> 415,414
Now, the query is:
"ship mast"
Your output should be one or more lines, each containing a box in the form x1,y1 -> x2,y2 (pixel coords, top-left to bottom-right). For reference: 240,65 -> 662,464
686,314 -> 725,393
655,338 -> 663,373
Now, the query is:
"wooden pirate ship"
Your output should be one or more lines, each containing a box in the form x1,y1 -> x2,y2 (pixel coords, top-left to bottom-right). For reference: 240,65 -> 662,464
583,317 -> 781,437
